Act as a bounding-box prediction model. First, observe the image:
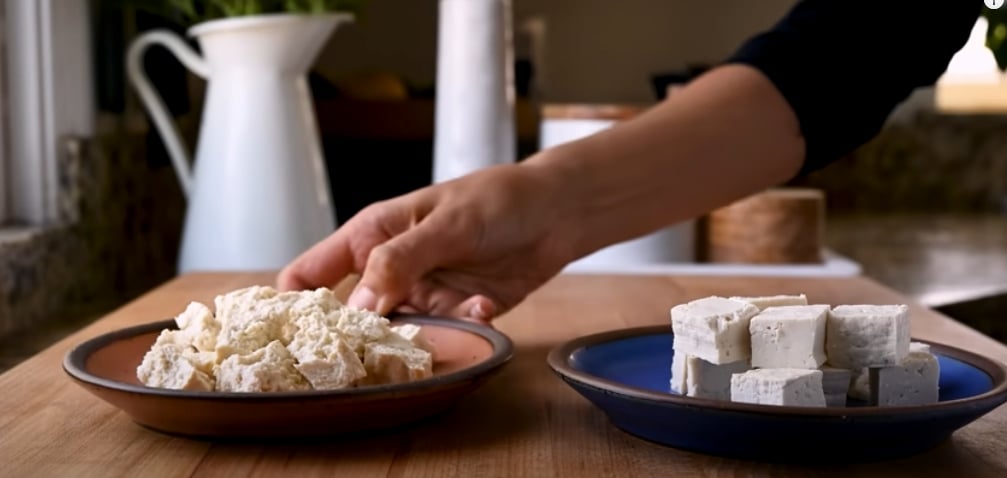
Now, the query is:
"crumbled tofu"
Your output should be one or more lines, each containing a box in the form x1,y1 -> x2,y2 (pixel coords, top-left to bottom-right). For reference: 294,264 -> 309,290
137,337 -> 214,391
281,287 -> 345,343
669,351 -> 750,400
730,294 -> 808,311
214,286 -> 295,360
287,323 -> 367,389
870,342 -> 940,407
749,305 -> 829,369
360,342 -> 434,385
137,286 -> 433,392
328,307 -> 394,355
826,305 -> 910,369
821,367 -> 852,407
216,340 -> 310,392
672,297 -> 759,364
730,368 -> 826,407
174,302 -> 220,352
391,323 -> 436,355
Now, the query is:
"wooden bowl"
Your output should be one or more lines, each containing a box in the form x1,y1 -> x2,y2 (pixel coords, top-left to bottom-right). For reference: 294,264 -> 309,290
63,316 -> 512,438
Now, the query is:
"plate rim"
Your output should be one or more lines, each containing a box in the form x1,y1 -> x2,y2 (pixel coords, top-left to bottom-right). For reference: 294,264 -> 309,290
63,316 -> 513,400
547,325 -> 1007,417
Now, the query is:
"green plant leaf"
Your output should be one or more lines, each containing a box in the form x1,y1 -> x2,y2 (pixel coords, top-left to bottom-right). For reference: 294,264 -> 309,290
983,6 -> 1007,71
113,0 -> 365,25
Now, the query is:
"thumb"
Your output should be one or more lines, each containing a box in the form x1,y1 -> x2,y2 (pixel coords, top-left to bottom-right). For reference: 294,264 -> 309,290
347,219 -> 463,314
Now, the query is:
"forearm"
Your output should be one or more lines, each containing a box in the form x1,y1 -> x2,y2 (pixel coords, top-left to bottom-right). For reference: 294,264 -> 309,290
524,65 -> 804,259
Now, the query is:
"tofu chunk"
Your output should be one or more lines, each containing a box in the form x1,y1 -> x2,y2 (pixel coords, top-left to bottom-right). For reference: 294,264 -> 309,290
173,302 -> 221,353
359,342 -> 433,386
670,351 -> 750,400
287,323 -> 367,390
730,368 -> 826,407
730,294 -> 808,311
213,286 -> 295,360
137,332 -> 215,391
821,367 -> 852,407
391,323 -> 436,355
215,340 -> 310,392
826,305 -> 910,369
749,305 -> 829,369
671,297 -> 759,364
870,342 -> 940,407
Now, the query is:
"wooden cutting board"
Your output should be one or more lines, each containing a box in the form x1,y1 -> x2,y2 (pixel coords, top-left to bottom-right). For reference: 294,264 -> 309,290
1,272 -> 1005,477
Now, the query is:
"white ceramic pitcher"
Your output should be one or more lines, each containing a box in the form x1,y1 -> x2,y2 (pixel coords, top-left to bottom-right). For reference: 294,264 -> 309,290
127,14 -> 351,272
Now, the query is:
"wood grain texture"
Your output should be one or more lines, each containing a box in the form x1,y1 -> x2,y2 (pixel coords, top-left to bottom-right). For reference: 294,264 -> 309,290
706,188 -> 825,264
2,273 -> 1006,477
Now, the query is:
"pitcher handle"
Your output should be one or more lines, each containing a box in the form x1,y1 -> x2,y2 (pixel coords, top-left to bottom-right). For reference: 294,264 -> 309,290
126,30 -> 210,198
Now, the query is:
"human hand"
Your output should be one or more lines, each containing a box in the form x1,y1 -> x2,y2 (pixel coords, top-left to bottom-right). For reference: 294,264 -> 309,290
277,163 -> 579,322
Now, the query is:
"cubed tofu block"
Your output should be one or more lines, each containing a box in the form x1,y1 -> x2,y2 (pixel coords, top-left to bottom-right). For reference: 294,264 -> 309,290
730,368 -> 826,407
749,305 -> 829,369
869,342 -> 940,407
672,297 -> 759,364
826,305 -> 910,369
821,367 -> 852,407
669,351 -> 749,400
730,294 -> 808,311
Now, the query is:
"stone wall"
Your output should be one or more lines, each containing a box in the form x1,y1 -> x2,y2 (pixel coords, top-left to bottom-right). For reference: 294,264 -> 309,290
0,130 -> 185,339
793,113 -> 1007,213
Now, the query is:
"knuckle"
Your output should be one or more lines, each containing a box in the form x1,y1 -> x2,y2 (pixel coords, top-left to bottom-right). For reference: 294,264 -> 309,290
367,243 -> 407,280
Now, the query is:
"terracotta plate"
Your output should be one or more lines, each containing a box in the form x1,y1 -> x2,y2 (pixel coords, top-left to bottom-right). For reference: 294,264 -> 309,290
549,326 -> 1007,462
64,316 -> 512,438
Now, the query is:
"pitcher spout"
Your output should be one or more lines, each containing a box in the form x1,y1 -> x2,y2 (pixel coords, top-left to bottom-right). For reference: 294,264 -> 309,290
190,13 -> 352,73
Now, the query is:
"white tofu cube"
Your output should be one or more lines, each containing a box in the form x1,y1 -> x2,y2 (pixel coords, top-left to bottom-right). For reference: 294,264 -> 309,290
669,351 -> 749,400
821,367 -> 852,407
749,305 -> 829,369
826,305 -> 910,369
870,342 -> 940,407
671,297 -> 759,364
730,368 -> 826,407
730,294 -> 808,311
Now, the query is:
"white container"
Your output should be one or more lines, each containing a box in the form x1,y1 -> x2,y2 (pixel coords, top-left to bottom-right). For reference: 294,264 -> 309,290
540,104 -> 696,266
433,0 -> 516,183
127,14 -> 350,272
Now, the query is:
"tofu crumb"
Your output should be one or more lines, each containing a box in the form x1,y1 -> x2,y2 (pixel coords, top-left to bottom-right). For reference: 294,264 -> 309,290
137,286 -> 434,392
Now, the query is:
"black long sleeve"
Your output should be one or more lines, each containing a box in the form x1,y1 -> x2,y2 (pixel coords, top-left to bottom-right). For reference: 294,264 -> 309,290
728,0 -> 982,173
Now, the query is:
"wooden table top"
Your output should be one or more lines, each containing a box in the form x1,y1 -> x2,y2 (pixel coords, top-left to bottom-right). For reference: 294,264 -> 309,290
2,273 -> 1006,477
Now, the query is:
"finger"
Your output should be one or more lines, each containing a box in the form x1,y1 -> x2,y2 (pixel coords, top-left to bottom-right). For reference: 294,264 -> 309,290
348,218 -> 466,314
449,294 -> 498,322
277,228 -> 356,291
403,281 -> 498,322
394,304 -> 421,315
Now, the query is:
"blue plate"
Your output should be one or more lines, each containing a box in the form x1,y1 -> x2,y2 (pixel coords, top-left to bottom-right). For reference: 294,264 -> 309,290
548,326 -> 1007,462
